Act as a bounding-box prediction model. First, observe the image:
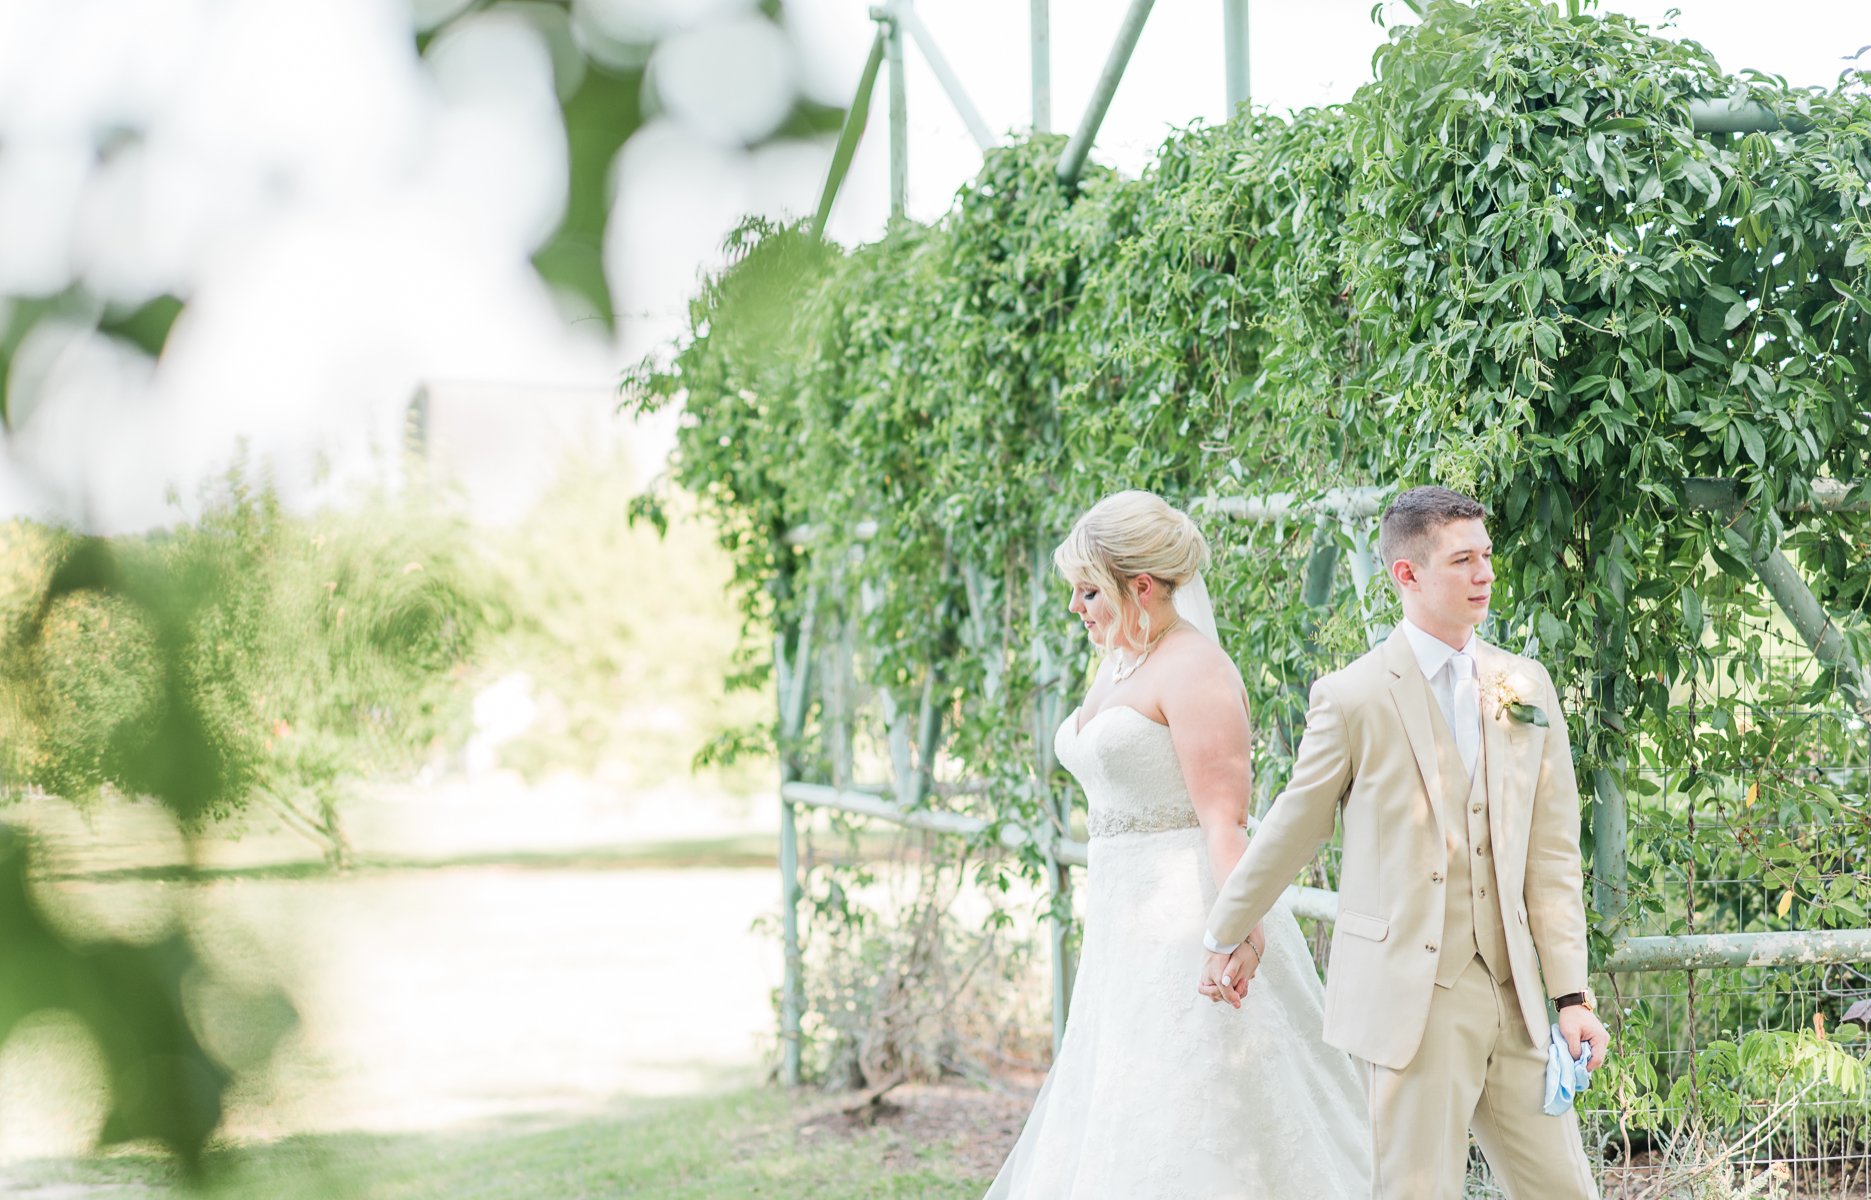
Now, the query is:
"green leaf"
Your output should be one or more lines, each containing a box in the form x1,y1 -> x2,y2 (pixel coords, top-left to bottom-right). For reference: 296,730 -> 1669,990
98,295 -> 184,358
1739,421 -> 1766,465
1711,545 -> 1753,580
1508,702 -> 1550,727
1723,300 -> 1752,331
1680,584 -> 1704,634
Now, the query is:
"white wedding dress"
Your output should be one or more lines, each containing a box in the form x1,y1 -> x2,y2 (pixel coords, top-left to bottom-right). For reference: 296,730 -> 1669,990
985,704 -> 1372,1199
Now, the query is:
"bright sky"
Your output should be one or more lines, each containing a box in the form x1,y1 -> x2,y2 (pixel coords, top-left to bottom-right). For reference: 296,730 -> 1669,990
0,0 -> 1864,532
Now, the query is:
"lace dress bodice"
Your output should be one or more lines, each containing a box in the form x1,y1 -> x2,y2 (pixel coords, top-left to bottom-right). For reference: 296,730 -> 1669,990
1056,706 -> 1204,839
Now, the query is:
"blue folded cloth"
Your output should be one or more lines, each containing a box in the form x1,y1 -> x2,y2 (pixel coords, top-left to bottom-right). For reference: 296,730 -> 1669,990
1543,1023 -> 1593,1115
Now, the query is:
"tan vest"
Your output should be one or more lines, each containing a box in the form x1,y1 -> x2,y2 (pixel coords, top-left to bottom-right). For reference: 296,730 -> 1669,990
1429,705 -> 1512,987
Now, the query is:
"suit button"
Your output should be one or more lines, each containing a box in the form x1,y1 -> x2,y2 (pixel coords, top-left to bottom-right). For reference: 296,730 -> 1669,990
1477,846 -> 1487,855
1425,942 -> 1438,953
1472,803 -> 1483,813
1430,872 -> 1443,884
1479,888 -> 1487,898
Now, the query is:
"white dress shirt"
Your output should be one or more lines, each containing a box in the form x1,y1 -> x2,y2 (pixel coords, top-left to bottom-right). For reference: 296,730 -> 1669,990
1398,618 -> 1481,779
1205,619 -> 1482,958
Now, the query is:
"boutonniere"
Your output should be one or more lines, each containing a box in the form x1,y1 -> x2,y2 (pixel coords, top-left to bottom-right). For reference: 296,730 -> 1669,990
1482,669 -> 1549,727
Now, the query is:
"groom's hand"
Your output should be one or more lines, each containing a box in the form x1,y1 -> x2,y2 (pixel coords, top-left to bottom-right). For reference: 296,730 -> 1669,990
1558,1004 -> 1610,1070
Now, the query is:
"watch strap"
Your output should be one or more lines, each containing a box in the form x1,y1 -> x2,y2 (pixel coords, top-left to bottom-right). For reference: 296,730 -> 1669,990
1553,991 -> 1588,1010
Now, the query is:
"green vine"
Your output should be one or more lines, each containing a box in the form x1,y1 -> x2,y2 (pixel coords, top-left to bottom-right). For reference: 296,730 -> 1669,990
635,0 -> 1871,1122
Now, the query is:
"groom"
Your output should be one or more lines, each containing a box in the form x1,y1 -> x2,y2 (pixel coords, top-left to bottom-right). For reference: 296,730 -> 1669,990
1198,486 -> 1609,1199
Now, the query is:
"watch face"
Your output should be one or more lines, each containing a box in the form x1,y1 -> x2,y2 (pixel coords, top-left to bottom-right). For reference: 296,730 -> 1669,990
1581,987 -> 1597,1011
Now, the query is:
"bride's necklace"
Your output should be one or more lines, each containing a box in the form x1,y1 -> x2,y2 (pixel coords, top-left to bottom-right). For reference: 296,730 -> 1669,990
1110,618 -> 1182,684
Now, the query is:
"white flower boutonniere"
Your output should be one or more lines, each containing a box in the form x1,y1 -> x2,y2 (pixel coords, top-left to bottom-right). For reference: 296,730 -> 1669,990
1482,670 -> 1549,727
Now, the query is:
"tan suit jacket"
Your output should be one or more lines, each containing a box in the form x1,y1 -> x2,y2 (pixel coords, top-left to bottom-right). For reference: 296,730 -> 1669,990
1209,626 -> 1590,1070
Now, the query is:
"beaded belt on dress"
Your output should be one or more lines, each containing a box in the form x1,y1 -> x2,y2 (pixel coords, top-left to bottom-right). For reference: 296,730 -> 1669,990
1086,805 -> 1203,837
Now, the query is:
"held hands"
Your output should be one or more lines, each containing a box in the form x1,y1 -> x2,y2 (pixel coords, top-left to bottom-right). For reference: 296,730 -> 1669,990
1197,925 -> 1266,1009
1557,1003 -> 1610,1070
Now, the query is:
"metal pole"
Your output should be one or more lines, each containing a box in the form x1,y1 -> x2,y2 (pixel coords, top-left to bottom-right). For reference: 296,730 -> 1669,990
886,12 -> 908,223
1300,517 -> 1339,610
1718,513 -> 1869,709
1222,0 -> 1249,115
890,2 -> 995,152
778,797 -> 803,1085
1030,0 -> 1051,133
777,610 -> 815,1088
1592,766 -> 1628,921
1592,552 -> 1630,926
1056,0 -> 1156,186
811,25 -> 888,239
1049,850 -> 1074,1058
1603,927 -> 1871,972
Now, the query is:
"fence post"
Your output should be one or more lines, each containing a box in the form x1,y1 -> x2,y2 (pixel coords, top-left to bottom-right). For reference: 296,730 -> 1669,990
1031,548 -> 1075,1054
915,666 -> 941,804
1030,0 -> 1051,133
1048,846 -> 1074,1058
1718,509 -> 1870,711
777,605 -> 816,1088
1258,517 -> 1340,818
1592,553 -> 1630,925
1056,0 -> 1156,186
810,25 -> 887,239
885,11 -> 908,223
889,2 -> 995,152
1222,0 -> 1249,114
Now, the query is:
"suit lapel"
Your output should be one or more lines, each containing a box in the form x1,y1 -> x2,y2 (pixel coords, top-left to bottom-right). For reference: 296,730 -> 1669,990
1383,628 -> 1448,846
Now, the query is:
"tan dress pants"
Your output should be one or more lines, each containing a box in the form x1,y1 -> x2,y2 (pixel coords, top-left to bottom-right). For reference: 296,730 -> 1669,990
1363,954 -> 1599,1200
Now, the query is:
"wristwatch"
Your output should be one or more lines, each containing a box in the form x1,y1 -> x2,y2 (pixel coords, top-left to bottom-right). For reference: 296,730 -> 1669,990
1554,987 -> 1597,1012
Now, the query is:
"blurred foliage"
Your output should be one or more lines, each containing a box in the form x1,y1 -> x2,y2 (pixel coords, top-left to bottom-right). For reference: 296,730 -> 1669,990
0,450 -> 781,1175
0,826 -> 267,1179
0,477 -> 495,1174
3,475 -> 494,863
0,0 -> 844,427
477,454 -> 770,792
421,0 -> 841,330
632,0 -> 1871,1103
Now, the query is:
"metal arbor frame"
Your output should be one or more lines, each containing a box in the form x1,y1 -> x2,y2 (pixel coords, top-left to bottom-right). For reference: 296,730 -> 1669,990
810,0 -> 1254,240
779,0 -> 1867,1087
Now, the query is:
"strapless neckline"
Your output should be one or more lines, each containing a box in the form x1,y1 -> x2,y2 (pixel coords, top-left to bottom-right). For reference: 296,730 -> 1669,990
1072,703 -> 1169,738
1057,704 -> 1197,840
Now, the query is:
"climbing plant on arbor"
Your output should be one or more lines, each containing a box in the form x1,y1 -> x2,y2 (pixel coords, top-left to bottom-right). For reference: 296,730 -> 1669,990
636,0 -> 1871,1128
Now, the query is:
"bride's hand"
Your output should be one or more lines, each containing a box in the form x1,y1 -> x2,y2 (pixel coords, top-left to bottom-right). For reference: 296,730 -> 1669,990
1198,928 -> 1266,1008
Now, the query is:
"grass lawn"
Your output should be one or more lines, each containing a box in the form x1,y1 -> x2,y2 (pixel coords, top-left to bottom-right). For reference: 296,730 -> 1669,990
4,1088 -> 1009,1199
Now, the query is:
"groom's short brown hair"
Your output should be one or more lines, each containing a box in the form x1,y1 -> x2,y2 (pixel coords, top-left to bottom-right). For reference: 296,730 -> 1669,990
1378,486 -> 1487,588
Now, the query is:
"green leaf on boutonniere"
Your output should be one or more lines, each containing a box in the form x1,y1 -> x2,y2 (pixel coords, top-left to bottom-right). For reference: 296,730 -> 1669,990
1508,703 -> 1549,727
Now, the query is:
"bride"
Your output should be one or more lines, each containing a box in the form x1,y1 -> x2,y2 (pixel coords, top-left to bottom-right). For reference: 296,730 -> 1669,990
985,491 -> 1370,1198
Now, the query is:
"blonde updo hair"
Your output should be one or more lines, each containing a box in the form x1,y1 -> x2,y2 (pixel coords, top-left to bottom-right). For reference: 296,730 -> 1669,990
1053,490 -> 1211,652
